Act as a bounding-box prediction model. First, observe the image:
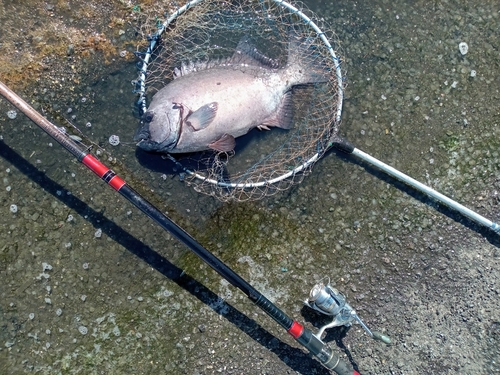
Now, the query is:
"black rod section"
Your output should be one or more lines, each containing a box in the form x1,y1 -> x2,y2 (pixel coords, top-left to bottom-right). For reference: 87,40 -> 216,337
0,80 -> 357,375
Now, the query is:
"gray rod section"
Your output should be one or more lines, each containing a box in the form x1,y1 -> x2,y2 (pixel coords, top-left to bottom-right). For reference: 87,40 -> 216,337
351,147 -> 500,233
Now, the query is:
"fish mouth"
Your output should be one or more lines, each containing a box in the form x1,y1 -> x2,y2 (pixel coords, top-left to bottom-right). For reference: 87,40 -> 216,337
136,137 -> 177,153
134,121 -> 178,153
133,120 -> 150,143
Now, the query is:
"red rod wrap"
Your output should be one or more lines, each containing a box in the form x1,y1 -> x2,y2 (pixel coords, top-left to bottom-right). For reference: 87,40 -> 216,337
108,174 -> 126,191
288,321 -> 304,339
82,154 -> 126,191
82,154 -> 108,177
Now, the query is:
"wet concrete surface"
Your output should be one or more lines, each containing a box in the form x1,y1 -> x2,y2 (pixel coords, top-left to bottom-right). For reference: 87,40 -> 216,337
1,0 -> 500,374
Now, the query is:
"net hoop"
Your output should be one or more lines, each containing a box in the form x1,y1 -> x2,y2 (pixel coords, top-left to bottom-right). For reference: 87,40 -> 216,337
134,0 -> 344,194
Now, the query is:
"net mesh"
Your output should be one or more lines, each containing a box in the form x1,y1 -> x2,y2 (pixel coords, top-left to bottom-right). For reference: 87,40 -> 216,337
133,0 -> 344,201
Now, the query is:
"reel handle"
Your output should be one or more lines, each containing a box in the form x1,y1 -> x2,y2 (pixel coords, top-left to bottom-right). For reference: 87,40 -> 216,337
371,331 -> 392,345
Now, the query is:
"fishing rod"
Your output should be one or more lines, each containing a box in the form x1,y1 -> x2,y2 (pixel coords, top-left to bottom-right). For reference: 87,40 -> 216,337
0,80 -> 370,374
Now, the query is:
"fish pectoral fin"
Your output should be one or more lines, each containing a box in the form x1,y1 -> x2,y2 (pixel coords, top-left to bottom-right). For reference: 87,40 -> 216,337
257,125 -> 271,131
185,102 -> 218,131
261,91 -> 294,130
209,134 -> 236,152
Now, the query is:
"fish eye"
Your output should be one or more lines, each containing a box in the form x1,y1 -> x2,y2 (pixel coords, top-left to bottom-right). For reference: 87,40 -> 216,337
144,112 -> 154,122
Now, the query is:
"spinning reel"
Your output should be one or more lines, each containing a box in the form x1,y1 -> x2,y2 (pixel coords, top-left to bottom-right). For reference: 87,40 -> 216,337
305,278 -> 391,344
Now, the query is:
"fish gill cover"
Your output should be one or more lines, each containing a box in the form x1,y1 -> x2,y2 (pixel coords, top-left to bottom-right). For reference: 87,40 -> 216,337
133,0 -> 344,201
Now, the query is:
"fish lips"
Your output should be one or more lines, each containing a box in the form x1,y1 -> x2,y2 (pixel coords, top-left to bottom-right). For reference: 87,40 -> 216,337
134,120 -> 177,153
133,120 -> 149,142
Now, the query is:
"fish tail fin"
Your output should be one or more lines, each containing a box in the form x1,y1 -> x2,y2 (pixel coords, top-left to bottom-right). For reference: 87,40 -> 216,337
286,32 -> 330,85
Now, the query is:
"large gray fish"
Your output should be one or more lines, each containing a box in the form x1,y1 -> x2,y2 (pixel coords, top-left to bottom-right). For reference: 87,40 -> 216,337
134,35 -> 328,154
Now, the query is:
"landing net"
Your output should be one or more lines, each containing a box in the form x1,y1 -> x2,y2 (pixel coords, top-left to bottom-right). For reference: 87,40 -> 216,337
133,0 -> 344,201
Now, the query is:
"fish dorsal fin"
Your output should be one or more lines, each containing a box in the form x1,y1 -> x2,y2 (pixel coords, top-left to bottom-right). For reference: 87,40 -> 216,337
173,59 -> 227,79
231,36 -> 280,69
260,91 -> 294,130
209,134 -> 236,152
185,102 -> 218,131
172,37 -> 278,79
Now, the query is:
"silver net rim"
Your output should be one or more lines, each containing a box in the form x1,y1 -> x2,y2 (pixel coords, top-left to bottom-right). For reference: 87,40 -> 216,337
134,0 -> 344,198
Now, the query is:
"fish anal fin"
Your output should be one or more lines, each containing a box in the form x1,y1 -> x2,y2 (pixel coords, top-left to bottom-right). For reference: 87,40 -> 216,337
261,91 -> 294,130
209,134 -> 236,152
186,102 -> 218,131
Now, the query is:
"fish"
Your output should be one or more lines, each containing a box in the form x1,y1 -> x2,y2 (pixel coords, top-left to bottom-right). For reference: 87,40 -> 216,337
134,34 -> 328,154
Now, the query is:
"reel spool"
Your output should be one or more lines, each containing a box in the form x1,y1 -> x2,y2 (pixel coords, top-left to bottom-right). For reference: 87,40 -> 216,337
133,0 -> 344,201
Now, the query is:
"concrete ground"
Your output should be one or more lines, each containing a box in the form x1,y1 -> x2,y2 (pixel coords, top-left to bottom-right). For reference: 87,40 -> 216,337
1,0 -> 499,374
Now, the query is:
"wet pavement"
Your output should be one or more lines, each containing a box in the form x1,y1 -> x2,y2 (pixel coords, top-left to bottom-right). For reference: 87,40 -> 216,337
1,0 -> 500,374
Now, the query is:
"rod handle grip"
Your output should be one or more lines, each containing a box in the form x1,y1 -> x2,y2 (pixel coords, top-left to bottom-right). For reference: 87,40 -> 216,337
293,325 -> 358,375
